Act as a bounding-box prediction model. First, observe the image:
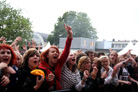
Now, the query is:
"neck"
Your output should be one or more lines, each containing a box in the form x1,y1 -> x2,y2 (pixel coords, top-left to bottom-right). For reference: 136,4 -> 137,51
67,63 -> 73,71
48,61 -> 55,68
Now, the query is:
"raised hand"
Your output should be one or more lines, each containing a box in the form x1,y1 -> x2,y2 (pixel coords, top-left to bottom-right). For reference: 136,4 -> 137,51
83,70 -> 89,80
34,75 -> 44,90
1,75 -> 10,87
101,71 -> 108,79
91,66 -> 98,79
48,72 -> 55,81
0,37 -> 5,42
64,24 -> 73,39
0,62 -> 8,70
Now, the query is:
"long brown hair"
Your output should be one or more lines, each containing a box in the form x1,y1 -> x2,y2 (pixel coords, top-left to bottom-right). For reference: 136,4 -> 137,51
21,48 -> 40,68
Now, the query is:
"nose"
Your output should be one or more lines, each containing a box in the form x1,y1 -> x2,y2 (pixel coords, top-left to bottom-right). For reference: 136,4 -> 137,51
34,55 -> 38,58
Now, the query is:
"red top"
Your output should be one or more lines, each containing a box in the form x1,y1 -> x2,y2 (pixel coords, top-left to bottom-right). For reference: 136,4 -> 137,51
38,37 -> 72,90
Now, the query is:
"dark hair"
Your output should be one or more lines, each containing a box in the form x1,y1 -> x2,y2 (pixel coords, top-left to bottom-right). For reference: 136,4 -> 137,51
135,57 -> 138,62
84,50 -> 94,56
21,48 -> 40,68
76,52 -> 87,64
98,52 -> 105,57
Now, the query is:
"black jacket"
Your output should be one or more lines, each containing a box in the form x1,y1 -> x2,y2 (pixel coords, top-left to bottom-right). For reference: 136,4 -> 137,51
79,71 -> 104,92
16,67 -> 48,92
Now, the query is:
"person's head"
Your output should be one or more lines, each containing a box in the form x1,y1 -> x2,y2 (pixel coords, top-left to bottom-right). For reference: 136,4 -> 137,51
118,55 -> 125,63
22,48 -> 40,70
98,52 -> 105,58
92,57 -> 102,71
67,53 -> 76,66
84,50 -> 94,62
40,45 -> 59,67
100,56 -> 110,69
0,44 -> 17,66
77,56 -> 91,72
14,51 -> 23,68
76,52 -> 87,64
109,50 -> 118,66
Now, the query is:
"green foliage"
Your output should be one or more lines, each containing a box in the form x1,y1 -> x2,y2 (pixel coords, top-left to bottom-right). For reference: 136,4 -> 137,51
0,0 -> 33,46
47,11 -> 98,45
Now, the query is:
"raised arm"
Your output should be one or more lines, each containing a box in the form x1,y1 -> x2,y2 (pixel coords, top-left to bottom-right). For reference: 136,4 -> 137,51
58,24 -> 73,65
64,24 -> 73,39
112,58 -> 130,77
127,50 -> 137,67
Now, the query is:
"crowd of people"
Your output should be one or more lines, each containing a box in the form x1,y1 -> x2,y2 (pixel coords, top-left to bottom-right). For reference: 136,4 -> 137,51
0,24 -> 138,92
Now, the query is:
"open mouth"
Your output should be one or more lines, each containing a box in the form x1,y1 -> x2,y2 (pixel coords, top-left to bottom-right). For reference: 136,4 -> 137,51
34,61 -> 37,63
53,56 -> 57,59
3,58 -> 9,62
72,59 -> 75,61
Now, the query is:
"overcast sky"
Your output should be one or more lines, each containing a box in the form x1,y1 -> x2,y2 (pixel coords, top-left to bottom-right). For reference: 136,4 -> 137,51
6,0 -> 138,41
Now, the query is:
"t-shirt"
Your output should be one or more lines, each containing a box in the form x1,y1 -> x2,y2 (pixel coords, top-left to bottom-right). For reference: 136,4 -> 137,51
119,67 -> 130,81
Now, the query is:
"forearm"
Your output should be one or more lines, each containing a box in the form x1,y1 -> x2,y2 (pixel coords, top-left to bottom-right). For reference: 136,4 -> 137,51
129,76 -> 138,84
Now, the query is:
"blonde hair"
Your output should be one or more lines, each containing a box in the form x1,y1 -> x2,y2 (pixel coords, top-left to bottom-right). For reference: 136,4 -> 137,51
109,50 -> 118,66
100,56 -> 110,66
77,56 -> 90,72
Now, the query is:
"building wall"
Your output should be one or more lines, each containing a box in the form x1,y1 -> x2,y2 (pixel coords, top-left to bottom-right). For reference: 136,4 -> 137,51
59,37 -> 95,52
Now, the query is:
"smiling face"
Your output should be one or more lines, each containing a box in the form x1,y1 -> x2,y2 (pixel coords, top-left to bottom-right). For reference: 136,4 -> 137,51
0,49 -> 12,65
83,58 -> 91,71
47,47 -> 59,67
100,56 -> 109,69
92,60 -> 97,68
28,54 -> 40,70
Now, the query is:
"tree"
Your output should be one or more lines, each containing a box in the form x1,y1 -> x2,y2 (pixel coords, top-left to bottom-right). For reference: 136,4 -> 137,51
0,0 -> 33,46
47,11 -> 98,45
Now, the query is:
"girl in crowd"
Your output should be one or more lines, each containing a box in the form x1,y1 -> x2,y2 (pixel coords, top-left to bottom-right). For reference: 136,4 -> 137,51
0,44 -> 17,92
16,48 -> 48,92
78,56 -> 104,92
38,24 -> 73,91
109,50 -> 118,67
60,53 -> 88,92
100,56 -> 119,92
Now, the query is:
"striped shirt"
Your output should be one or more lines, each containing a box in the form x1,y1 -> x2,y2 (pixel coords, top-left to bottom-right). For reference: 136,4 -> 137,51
60,63 -> 85,91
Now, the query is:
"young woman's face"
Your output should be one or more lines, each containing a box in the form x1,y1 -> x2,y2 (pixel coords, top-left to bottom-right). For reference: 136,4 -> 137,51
68,53 -> 76,66
28,54 -> 40,70
84,59 -> 91,71
0,49 -> 12,65
47,48 -> 59,65
102,58 -> 109,69
118,57 -> 125,63
92,60 -> 97,68
109,51 -> 117,64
